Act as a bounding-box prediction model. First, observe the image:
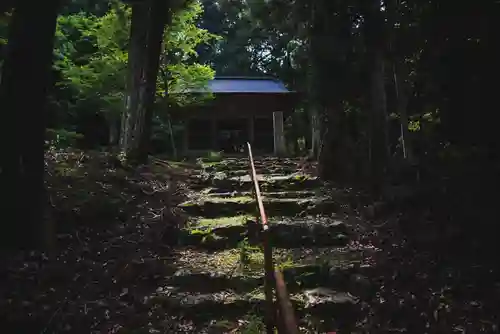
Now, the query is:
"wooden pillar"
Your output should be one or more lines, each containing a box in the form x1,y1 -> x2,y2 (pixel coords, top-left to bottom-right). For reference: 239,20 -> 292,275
273,111 -> 286,156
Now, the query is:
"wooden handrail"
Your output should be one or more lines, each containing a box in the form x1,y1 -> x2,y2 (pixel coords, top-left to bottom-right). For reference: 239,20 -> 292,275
275,269 -> 300,334
247,142 -> 268,227
247,142 -> 299,334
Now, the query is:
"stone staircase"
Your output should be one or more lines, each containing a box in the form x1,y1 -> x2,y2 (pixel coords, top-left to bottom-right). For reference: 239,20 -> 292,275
149,157 -> 377,332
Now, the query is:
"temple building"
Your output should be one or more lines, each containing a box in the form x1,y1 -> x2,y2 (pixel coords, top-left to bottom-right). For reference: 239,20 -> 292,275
171,76 -> 296,156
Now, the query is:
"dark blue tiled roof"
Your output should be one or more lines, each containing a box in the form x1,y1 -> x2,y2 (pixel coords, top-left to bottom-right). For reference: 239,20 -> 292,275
177,76 -> 292,94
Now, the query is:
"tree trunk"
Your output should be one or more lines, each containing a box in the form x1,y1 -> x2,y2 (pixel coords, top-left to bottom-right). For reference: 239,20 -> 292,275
167,115 -> 178,158
307,0 -> 323,160
120,1 -> 149,162
393,60 -> 413,161
363,0 -> 388,195
310,109 -> 321,158
387,0 -> 413,162
109,116 -> 120,146
370,50 -> 389,194
0,0 -> 60,250
121,0 -> 170,164
137,0 -> 170,163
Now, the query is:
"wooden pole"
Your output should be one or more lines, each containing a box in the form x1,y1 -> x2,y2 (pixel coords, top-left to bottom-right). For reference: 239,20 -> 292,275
247,143 -> 275,334
275,270 -> 299,334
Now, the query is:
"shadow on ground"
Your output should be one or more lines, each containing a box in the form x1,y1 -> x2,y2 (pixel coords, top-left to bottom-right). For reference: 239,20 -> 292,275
1,151 -> 499,333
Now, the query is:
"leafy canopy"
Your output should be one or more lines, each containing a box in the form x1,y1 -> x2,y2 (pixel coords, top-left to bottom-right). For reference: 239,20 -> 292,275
53,0 -> 218,120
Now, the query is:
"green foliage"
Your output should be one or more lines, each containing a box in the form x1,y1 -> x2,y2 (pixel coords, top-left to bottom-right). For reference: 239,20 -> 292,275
0,11 -> 10,46
49,0 -> 219,147
238,238 -> 252,267
161,0 -> 219,105
46,128 -> 84,148
238,314 -> 266,334
204,150 -> 223,162
408,120 -> 420,132
164,1 -> 217,62
0,11 -> 11,71
53,9 -> 127,124
237,238 -> 263,271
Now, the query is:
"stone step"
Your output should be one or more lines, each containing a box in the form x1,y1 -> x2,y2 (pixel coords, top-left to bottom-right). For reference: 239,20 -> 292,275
178,195 -> 338,218
141,288 -> 364,333
205,190 -> 319,199
193,173 -> 320,192
178,217 -> 349,250
155,246 -> 376,331
208,167 -> 300,177
200,158 -> 305,170
162,263 -> 372,296
145,287 -> 360,327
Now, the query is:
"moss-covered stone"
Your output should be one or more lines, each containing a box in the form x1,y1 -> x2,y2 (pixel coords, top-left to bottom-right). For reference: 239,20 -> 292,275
180,217 -> 349,250
205,190 -> 318,199
178,196 -> 338,217
179,226 -> 246,250
145,285 -> 360,330
168,247 -> 376,294
206,174 -> 321,192
195,215 -> 252,228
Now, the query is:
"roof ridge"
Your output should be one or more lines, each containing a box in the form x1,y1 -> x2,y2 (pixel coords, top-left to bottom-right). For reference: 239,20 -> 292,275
213,76 -> 279,81
171,76 -> 294,94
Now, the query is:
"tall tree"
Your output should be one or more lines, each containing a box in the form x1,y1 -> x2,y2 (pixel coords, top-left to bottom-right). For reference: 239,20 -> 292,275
50,0 -> 216,150
362,0 -> 389,193
120,1 -> 150,161
120,0 -> 215,162
386,0 -> 413,161
0,0 -> 61,250
138,0 -> 171,162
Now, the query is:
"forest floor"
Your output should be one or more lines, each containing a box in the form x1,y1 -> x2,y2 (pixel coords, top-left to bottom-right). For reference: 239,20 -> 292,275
0,149 -> 499,333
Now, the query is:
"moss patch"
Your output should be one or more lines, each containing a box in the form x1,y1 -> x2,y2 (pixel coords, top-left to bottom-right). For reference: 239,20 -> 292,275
181,223 -> 248,250
178,196 -> 256,217
196,215 -> 252,228
178,196 -> 338,218
201,161 -> 220,168
207,196 -> 254,203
